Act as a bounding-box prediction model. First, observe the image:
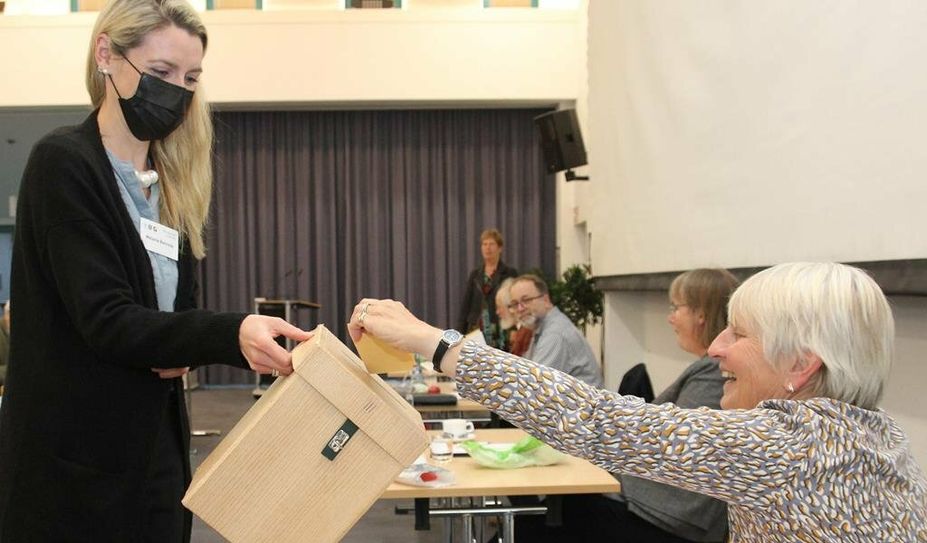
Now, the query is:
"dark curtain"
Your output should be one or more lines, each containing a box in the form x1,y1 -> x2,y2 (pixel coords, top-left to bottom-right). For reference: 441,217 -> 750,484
198,109 -> 556,385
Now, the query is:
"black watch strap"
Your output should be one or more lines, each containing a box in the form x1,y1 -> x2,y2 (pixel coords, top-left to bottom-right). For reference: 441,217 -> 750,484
431,330 -> 463,372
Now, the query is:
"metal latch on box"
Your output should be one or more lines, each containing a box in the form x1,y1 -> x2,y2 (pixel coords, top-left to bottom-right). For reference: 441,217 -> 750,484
321,419 -> 359,461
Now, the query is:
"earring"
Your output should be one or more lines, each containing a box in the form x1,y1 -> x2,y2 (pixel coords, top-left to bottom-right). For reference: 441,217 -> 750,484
786,382 -> 795,393
97,66 -> 109,75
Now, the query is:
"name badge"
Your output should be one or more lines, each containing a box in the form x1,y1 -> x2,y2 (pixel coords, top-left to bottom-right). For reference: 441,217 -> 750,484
140,218 -> 179,261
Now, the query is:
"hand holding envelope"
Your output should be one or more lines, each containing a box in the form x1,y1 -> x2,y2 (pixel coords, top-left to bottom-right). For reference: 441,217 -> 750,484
348,298 -> 487,376
351,331 -> 415,374
351,323 -> 487,375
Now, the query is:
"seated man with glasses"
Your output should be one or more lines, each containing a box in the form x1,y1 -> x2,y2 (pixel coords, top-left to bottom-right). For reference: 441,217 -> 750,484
508,274 -> 603,387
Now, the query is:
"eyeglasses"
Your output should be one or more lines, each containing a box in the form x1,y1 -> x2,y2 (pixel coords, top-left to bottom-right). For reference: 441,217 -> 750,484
669,302 -> 688,313
507,294 -> 545,311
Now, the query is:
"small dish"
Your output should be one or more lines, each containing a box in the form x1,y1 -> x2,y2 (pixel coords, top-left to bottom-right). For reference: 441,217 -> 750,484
442,431 -> 476,443
396,462 -> 455,488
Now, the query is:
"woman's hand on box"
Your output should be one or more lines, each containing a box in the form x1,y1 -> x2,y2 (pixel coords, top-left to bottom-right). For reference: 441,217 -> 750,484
239,315 -> 314,376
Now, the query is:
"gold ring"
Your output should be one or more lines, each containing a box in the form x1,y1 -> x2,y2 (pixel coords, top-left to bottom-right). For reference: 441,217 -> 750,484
358,309 -> 368,325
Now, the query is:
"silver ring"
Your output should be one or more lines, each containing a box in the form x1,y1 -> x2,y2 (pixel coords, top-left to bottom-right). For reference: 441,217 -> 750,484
271,369 -> 279,378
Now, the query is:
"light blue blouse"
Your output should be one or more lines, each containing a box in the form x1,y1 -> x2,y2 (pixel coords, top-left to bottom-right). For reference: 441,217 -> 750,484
106,151 -> 178,312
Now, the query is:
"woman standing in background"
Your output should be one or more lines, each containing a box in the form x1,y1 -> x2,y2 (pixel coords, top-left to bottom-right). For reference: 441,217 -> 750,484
457,228 -> 517,349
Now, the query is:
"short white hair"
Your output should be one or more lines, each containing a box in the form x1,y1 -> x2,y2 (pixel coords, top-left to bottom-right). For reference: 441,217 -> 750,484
496,278 -> 515,305
728,262 -> 893,409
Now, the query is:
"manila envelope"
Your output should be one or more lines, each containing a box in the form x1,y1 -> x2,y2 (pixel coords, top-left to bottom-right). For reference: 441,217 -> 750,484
352,332 -> 414,374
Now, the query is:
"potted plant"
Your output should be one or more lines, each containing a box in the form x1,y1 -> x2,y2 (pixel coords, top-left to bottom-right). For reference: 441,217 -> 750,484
548,264 -> 603,332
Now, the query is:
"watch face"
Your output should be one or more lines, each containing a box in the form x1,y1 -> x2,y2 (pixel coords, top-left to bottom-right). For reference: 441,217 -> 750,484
443,329 -> 464,343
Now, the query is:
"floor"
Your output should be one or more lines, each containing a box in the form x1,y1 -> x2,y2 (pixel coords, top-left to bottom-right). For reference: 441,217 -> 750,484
187,387 -> 450,543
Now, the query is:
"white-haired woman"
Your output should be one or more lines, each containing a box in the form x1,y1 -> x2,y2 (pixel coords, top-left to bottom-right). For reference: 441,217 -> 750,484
350,262 -> 926,542
0,1 -> 309,541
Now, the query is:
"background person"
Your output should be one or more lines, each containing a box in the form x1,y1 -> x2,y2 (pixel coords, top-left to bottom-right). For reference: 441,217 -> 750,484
350,262 -> 927,542
457,228 -> 518,349
0,2 -> 311,541
495,277 -> 533,357
493,277 -> 516,351
509,273 -> 602,386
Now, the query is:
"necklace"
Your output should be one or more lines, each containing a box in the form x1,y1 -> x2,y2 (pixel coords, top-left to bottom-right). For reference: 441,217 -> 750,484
135,169 -> 159,189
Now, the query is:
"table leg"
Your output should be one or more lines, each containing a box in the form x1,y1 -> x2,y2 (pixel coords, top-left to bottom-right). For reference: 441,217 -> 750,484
414,498 -> 431,531
545,495 -> 563,526
501,511 -> 515,543
462,512 -> 474,543
444,515 -> 453,543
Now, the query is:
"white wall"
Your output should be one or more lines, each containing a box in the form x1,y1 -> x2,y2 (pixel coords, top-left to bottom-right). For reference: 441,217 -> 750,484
583,1 -> 927,276
881,297 -> 927,468
584,0 -> 927,472
0,8 -> 584,108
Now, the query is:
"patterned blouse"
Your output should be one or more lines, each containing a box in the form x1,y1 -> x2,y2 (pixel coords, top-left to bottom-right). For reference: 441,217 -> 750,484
455,342 -> 927,543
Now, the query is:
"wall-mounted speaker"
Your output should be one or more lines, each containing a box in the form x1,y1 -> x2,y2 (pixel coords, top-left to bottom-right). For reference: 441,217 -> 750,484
534,109 -> 588,177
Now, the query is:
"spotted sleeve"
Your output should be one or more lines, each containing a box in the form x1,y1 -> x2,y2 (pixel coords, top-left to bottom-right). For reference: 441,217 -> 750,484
455,341 -> 812,508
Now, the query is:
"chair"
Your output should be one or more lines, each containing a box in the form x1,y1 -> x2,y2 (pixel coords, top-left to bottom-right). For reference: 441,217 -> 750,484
617,362 -> 655,403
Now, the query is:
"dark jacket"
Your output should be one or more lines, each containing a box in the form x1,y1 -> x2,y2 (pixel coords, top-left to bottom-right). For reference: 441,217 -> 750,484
0,112 -> 248,542
456,261 -> 518,335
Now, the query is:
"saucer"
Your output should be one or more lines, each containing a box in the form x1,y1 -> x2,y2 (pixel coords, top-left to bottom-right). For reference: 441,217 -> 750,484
442,431 -> 476,443
396,462 -> 455,488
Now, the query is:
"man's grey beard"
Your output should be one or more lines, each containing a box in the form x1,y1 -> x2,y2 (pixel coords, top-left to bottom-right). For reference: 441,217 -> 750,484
518,314 -> 538,330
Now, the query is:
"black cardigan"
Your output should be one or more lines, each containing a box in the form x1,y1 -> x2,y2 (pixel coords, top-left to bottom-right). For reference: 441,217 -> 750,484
456,261 -> 518,334
0,112 -> 249,542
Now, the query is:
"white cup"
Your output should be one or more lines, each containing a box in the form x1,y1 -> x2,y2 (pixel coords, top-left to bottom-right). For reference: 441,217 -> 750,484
442,418 -> 474,439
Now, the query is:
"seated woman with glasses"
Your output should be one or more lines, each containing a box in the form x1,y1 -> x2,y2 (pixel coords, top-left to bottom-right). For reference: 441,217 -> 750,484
514,268 -> 738,542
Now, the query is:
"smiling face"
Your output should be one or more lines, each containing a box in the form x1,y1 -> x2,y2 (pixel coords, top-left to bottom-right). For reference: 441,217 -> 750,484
508,279 -> 551,329
708,325 -> 788,410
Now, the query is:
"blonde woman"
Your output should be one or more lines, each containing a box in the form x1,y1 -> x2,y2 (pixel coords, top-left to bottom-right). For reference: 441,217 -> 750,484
0,1 -> 310,541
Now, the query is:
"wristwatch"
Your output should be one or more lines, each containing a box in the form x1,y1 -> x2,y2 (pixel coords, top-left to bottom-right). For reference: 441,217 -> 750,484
431,329 -> 464,372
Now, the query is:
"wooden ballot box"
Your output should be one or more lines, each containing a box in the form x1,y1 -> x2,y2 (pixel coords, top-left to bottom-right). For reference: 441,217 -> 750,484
183,325 -> 429,543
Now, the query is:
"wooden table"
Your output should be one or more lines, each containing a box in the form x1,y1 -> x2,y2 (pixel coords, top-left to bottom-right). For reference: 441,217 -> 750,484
382,429 -> 620,541
385,376 -> 490,416
412,381 -> 488,415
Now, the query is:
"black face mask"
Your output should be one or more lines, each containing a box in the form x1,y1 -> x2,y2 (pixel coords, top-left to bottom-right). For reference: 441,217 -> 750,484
107,57 -> 194,141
